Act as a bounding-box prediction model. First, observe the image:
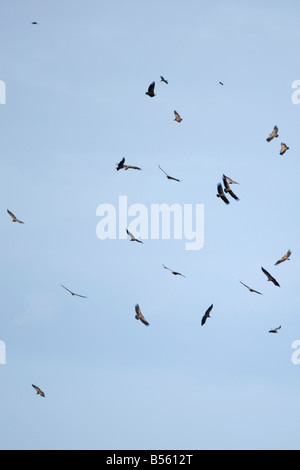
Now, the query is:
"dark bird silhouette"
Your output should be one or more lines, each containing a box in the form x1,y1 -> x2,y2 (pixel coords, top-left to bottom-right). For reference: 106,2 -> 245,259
223,175 -> 239,201
32,384 -> 45,397
158,165 -> 180,182
216,183 -> 230,205
174,110 -> 182,122
275,250 -> 292,266
135,304 -> 149,326
266,126 -> 279,142
126,229 -> 143,244
223,174 -> 239,185
7,209 -> 24,224
269,326 -> 281,334
240,281 -> 263,295
61,285 -> 87,298
219,81 -> 224,86
116,157 -> 141,171
163,264 -> 185,278
160,76 -> 168,84
280,143 -> 289,156
31,22 -> 39,25
261,267 -> 280,287
201,304 -> 213,326
145,82 -> 156,97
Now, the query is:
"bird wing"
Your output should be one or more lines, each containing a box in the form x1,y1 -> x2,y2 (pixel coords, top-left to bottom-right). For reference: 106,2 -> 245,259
228,189 -> 239,201
275,250 -> 291,265
158,165 -> 168,176
117,157 -> 125,170
174,111 -> 182,121
124,165 -> 142,171
148,82 -> 155,93
223,175 -> 239,185
135,304 -> 149,326
126,229 -> 135,240
7,209 -> 17,221
261,267 -> 280,286
217,184 -> 230,204
202,304 -> 213,326
61,285 -> 74,295
32,384 -> 45,396
266,126 -> 278,141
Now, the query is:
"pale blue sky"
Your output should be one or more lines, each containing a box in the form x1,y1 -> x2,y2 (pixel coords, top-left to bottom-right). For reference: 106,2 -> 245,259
1,0 -> 300,450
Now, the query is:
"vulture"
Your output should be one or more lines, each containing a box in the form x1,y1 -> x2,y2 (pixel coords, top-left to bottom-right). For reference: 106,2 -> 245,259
158,165 -> 180,182
145,82 -> 156,97
135,304 -> 149,326
126,229 -> 143,244
61,285 -> 87,298
223,175 -> 239,201
32,384 -> 45,398
269,326 -> 281,334
174,110 -> 183,122
163,264 -> 185,278
266,126 -> 279,142
223,174 -> 239,185
275,250 -> 292,266
261,267 -> 280,287
240,281 -> 263,295
216,183 -> 230,205
201,304 -> 213,326
160,76 -> 168,84
7,209 -> 24,224
280,143 -> 289,156
219,81 -> 224,86
116,157 -> 141,171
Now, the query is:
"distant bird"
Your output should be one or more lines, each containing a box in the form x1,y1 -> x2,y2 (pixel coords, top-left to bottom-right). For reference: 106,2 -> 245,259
261,267 -> 280,287
201,304 -> 213,326
158,165 -> 180,182
280,143 -> 289,156
145,81 -> 156,97
32,384 -> 45,398
7,209 -> 24,224
174,110 -> 182,122
163,264 -> 185,278
219,81 -> 224,86
61,285 -> 87,298
126,229 -> 143,244
275,250 -> 292,266
135,304 -> 149,326
222,175 -> 239,201
216,183 -> 230,205
160,76 -> 168,84
266,126 -> 279,142
223,174 -> 239,185
269,326 -> 281,334
116,157 -> 141,171
240,281 -> 263,295
31,22 -> 39,25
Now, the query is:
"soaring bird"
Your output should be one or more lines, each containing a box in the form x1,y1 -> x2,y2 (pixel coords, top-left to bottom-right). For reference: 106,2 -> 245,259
223,174 -> 239,185
7,209 -> 24,224
31,22 -> 39,25
163,264 -> 185,278
269,326 -> 281,334
275,250 -> 292,266
145,82 -> 156,97
261,267 -> 280,287
219,81 -> 224,86
174,110 -> 182,122
160,76 -> 168,84
216,183 -> 230,205
158,165 -> 180,182
116,157 -> 141,171
126,229 -> 143,244
280,143 -> 289,156
61,285 -> 87,298
201,304 -> 213,326
135,304 -> 149,326
223,175 -> 239,201
32,384 -> 45,398
240,281 -> 263,295
266,126 -> 279,142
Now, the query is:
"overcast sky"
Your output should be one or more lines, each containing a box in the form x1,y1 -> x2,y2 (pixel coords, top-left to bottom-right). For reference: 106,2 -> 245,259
1,0 -> 300,450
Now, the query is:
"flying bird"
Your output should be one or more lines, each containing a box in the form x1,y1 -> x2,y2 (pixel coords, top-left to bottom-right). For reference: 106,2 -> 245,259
61,285 -> 87,298
269,326 -> 281,334
275,250 -> 292,266
135,304 -> 149,326
266,126 -> 279,142
223,175 -> 239,201
201,304 -> 213,326
223,174 -> 239,185
163,264 -> 185,278
158,165 -> 180,182
31,22 -> 39,25
174,110 -> 182,122
116,157 -> 141,171
219,81 -> 224,86
126,229 -> 143,244
145,81 -> 156,97
216,183 -> 230,205
160,76 -> 168,84
7,209 -> 24,224
280,143 -> 289,156
261,267 -> 280,287
240,281 -> 263,295
32,384 -> 45,398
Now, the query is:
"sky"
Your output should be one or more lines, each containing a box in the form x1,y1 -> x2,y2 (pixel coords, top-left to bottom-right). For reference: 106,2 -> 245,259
0,0 -> 300,450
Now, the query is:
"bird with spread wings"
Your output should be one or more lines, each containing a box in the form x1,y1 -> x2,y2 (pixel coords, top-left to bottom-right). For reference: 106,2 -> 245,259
145,81 -> 156,97
240,281 -> 263,295
7,209 -> 24,224
266,125 -> 279,142
269,326 -> 281,334
158,165 -> 181,182
163,265 -> 185,278
201,304 -> 213,326
280,143 -> 289,156
160,76 -> 168,84
135,304 -> 149,326
261,267 -> 280,287
61,285 -> 87,298
126,229 -> 143,244
174,110 -> 183,122
275,250 -> 292,266
216,183 -> 230,205
223,175 -> 239,201
32,384 -> 45,398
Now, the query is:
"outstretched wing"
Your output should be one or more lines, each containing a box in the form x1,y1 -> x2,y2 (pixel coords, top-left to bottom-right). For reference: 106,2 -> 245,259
174,110 -> 182,122
135,304 -> 149,326
32,384 -> 45,397
266,126 -> 278,142
116,157 -> 125,170
217,184 -> 230,205
261,267 -> 280,287
201,304 -> 213,326
275,250 -> 292,265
